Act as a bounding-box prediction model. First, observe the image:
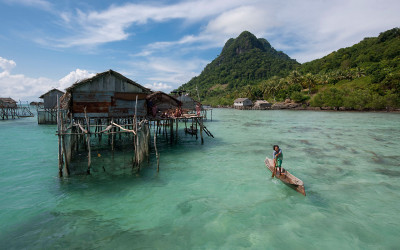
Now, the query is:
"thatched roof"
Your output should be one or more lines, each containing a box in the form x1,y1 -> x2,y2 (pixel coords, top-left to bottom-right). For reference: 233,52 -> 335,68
66,69 -> 151,93
39,88 -> 64,99
146,91 -> 181,107
59,92 -> 71,111
0,97 -> 17,104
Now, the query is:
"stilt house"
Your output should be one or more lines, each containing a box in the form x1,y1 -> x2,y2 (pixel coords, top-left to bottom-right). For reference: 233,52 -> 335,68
38,89 -> 64,124
146,91 -> 181,117
0,97 -> 18,120
233,98 -> 252,110
0,97 -> 17,108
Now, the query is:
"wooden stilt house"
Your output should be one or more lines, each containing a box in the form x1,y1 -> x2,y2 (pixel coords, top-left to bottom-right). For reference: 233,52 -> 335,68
38,89 -> 64,124
0,97 -> 18,119
57,70 -> 152,176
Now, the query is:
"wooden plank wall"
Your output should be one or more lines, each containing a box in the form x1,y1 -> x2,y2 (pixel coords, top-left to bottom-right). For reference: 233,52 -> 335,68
71,74 -> 149,117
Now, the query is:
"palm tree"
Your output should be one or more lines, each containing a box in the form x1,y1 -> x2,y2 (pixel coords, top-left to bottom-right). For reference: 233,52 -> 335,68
243,85 -> 253,99
288,70 -> 302,85
304,73 -> 316,95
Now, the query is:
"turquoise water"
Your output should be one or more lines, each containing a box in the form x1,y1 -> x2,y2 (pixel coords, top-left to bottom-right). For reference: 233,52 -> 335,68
1,109 -> 400,249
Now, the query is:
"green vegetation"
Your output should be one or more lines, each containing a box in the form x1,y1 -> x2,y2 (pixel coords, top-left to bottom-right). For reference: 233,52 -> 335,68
177,28 -> 400,110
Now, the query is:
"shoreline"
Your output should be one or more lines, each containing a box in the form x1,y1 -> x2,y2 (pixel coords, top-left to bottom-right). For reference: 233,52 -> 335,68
213,104 -> 400,113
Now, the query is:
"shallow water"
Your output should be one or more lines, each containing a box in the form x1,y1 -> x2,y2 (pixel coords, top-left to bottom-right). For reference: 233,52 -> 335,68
1,109 -> 400,249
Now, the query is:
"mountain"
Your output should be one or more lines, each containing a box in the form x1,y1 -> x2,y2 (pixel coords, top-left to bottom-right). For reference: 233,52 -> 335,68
177,31 -> 299,100
177,28 -> 400,110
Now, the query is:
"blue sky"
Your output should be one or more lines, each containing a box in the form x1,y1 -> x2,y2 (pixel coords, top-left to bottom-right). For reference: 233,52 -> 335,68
1,0 -> 399,101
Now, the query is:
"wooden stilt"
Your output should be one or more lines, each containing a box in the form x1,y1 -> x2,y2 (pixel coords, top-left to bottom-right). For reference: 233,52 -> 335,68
60,113 -> 70,176
200,117 -> 204,144
195,118 -> 198,140
175,118 -> 178,142
111,119 -> 115,152
154,128 -> 160,172
134,95 -> 140,170
56,95 -> 63,177
84,107 -> 91,174
170,119 -> 174,143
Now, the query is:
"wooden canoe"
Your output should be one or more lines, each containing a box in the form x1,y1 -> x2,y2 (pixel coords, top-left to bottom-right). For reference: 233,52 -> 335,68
184,126 -> 197,135
265,157 -> 306,196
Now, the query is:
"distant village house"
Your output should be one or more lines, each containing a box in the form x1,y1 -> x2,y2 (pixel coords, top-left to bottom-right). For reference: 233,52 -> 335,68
37,89 -> 65,124
253,100 -> 272,110
233,98 -> 252,110
0,97 -> 17,108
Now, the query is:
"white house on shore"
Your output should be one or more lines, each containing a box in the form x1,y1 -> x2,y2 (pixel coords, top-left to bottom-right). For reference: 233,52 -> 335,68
233,98 -> 252,110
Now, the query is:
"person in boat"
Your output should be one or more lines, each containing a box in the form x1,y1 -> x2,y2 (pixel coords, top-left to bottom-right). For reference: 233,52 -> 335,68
273,145 -> 284,175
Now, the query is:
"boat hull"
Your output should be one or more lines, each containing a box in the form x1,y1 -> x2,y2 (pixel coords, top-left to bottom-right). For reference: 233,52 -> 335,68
265,157 -> 306,196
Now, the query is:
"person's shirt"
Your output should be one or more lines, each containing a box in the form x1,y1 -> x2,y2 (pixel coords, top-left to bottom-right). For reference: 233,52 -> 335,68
273,149 -> 283,159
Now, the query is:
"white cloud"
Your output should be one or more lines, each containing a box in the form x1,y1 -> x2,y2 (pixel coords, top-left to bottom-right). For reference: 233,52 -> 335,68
33,0 -> 399,63
0,56 -> 94,101
0,67 -> 54,101
58,69 -> 95,90
125,56 -> 208,91
0,57 -> 17,72
3,0 -> 52,10
133,0 -> 400,63
50,0 -> 245,47
144,82 -> 172,92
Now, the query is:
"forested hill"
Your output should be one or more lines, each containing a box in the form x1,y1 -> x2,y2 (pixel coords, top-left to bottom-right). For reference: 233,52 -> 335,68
301,28 -> 400,79
177,31 -> 299,96
177,28 -> 400,110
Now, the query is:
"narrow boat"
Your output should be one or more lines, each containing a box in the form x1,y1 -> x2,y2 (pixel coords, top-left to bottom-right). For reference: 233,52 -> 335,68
184,125 -> 197,135
265,157 -> 306,196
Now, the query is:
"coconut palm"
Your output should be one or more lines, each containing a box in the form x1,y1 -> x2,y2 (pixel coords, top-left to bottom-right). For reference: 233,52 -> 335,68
304,73 -> 316,95
288,70 -> 302,85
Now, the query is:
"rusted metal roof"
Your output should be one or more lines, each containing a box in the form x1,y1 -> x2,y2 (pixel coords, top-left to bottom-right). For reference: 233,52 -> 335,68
39,89 -> 64,99
66,69 -> 151,93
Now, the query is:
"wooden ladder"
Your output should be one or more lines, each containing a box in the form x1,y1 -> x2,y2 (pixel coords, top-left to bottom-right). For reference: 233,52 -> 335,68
196,119 -> 214,138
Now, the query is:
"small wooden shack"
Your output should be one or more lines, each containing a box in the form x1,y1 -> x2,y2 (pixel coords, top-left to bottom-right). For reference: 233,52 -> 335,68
147,91 -> 181,116
253,100 -> 271,110
0,97 -> 18,119
0,97 -> 17,108
38,89 -> 65,124
234,98 -> 252,110
40,89 -> 64,109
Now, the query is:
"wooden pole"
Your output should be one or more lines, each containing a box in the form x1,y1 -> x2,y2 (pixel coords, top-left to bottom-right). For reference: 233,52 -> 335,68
170,119 -> 174,143
195,118 -> 198,140
84,107 -> 91,174
111,118 -> 115,152
56,95 -> 63,177
175,118 -> 178,142
200,117 -> 204,144
60,112 -> 70,176
154,128 -> 160,172
135,95 -> 140,169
